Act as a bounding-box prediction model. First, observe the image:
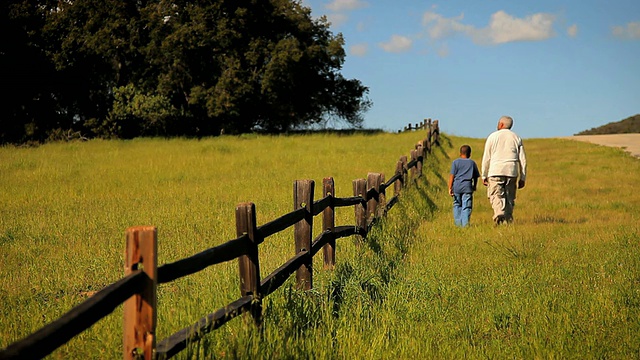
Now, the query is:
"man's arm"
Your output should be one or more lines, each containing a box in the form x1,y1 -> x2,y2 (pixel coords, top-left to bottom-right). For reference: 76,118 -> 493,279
481,136 -> 492,186
518,140 -> 527,189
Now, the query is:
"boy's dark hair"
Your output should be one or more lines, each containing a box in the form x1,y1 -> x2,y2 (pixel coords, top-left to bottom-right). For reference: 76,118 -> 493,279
460,145 -> 471,157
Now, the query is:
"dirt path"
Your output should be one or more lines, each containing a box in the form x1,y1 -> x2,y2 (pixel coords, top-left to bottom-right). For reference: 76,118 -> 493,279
560,134 -> 640,158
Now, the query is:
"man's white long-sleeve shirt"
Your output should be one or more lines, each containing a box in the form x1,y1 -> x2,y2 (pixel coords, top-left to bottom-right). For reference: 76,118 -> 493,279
481,129 -> 527,181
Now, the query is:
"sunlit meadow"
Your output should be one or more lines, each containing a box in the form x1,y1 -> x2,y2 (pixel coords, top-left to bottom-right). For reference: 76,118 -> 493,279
1,131 -> 638,359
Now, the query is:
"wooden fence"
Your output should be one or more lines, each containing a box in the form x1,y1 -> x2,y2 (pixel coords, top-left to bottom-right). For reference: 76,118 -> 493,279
0,120 -> 440,360
402,118 -> 438,134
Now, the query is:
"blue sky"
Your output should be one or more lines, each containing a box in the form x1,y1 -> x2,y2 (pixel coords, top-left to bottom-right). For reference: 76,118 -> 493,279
301,0 -> 640,139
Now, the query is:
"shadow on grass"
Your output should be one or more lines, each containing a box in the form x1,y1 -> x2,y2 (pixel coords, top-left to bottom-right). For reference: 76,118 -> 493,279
483,236 -> 546,260
254,138 -> 450,353
321,175 -> 442,325
439,133 -> 454,150
531,215 -> 588,224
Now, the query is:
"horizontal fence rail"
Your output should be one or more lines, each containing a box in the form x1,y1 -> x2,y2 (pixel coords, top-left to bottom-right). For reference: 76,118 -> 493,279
0,120 -> 440,360
0,271 -> 147,360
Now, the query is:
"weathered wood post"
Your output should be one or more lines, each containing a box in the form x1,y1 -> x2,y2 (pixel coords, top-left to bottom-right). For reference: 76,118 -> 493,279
400,155 -> 408,188
124,226 -> 157,360
322,177 -> 335,269
394,159 -> 404,197
378,173 -> 386,218
367,172 -> 382,223
410,149 -> 418,182
425,118 -> 432,153
433,119 -> 440,146
294,180 -> 314,290
421,139 -> 428,161
353,178 -> 367,243
416,142 -> 424,177
235,202 -> 262,325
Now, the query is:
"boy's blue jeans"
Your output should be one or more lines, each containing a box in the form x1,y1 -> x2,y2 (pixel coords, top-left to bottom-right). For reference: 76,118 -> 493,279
453,192 -> 473,227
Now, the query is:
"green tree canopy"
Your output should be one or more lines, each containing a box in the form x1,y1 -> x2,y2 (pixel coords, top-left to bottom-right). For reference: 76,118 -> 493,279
1,0 -> 371,143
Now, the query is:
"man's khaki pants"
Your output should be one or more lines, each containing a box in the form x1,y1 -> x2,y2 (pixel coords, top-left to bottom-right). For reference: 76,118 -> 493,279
487,176 -> 518,222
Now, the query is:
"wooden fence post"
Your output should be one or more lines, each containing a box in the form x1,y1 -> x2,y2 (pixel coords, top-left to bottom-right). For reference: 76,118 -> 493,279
394,160 -> 403,197
400,156 -> 408,188
294,180 -> 314,290
416,142 -> 424,177
378,173 -> 386,218
235,202 -> 262,325
426,118 -> 432,153
367,173 -> 381,223
124,226 -> 157,360
410,150 -> 417,182
322,177 -> 335,269
353,178 -> 367,243
433,119 -> 440,146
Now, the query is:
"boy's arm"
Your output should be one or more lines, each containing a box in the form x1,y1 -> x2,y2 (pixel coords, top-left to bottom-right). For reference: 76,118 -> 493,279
448,174 -> 454,196
473,163 -> 480,191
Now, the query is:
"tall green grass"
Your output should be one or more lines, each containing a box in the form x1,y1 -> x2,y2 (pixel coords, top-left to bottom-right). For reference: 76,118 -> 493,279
0,132 -> 426,358
1,132 -> 639,359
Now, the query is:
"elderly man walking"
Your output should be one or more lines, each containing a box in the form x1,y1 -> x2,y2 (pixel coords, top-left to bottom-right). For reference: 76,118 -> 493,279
481,116 -> 527,225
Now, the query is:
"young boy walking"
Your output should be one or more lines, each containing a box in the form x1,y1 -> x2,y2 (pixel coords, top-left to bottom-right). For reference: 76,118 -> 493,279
448,145 -> 480,227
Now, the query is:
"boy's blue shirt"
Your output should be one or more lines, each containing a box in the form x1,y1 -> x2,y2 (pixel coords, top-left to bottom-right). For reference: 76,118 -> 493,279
450,158 -> 480,194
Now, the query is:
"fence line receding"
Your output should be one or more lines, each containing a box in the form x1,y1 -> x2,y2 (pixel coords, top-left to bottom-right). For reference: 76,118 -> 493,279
0,119 -> 441,360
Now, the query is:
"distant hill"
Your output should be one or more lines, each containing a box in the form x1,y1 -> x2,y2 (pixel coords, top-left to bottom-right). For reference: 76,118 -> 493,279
575,114 -> 640,135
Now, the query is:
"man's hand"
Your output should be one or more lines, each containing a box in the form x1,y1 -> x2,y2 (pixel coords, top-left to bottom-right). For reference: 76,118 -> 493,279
518,180 -> 525,189
482,178 -> 488,186
448,188 -> 454,196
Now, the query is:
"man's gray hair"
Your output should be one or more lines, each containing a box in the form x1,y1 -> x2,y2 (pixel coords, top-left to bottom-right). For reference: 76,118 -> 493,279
499,116 -> 513,129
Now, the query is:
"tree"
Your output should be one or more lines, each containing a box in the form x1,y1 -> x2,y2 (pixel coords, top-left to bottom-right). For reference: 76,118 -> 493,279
42,0 -> 153,138
142,0 -> 371,134
0,1 -> 61,143
2,0 -> 371,142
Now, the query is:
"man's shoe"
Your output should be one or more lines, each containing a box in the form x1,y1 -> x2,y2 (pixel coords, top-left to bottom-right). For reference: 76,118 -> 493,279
494,215 -> 505,226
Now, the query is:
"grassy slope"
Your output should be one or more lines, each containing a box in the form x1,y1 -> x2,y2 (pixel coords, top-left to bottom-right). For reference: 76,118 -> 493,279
576,113 -> 640,135
1,132 -> 639,359
223,134 -> 640,359
0,131 -> 427,358
353,134 -> 640,359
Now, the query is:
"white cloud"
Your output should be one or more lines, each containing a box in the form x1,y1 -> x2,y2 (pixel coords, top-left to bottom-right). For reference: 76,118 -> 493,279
612,21 -> 640,39
326,13 -> 348,28
484,11 -> 555,44
350,43 -> 369,56
422,10 -> 556,45
379,35 -> 413,53
422,12 -> 472,40
567,24 -> 578,38
437,44 -> 450,58
325,0 -> 368,12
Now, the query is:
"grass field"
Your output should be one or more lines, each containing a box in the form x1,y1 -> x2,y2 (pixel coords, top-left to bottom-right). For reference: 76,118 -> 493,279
1,131 -> 639,359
